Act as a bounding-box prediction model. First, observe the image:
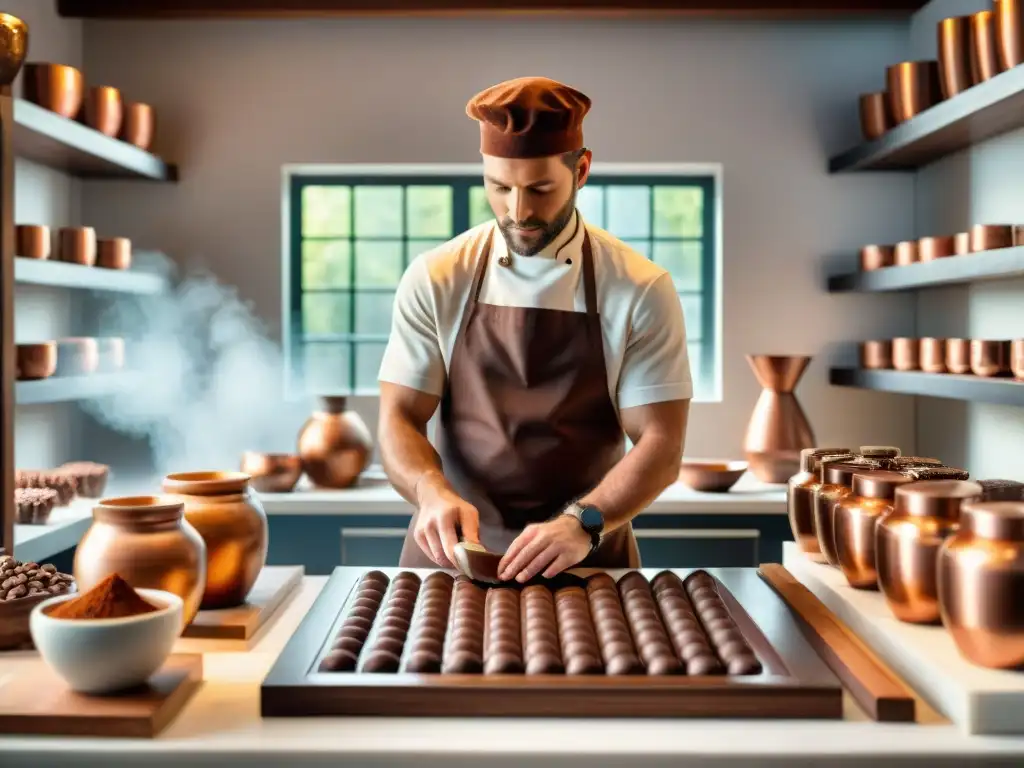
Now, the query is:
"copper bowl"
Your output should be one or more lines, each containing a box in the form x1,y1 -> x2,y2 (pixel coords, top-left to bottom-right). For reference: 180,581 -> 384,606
971,224 -> 1016,252
860,340 -> 892,370
892,337 -> 920,371
15,342 -> 57,381
859,244 -> 894,271
54,337 -> 100,377
894,240 -> 918,266
21,63 -> 84,119
1013,339 -> 1024,380
96,337 -> 126,372
939,16 -> 976,99
96,237 -> 132,270
971,11 -> 1001,83
15,225 -> 50,259
954,231 -> 971,254
858,92 -> 893,141
0,13 -> 28,88
946,338 -> 972,374
995,0 -> 1023,71
920,338 -> 947,373
677,460 -> 748,493
56,226 -> 96,266
240,452 -> 303,494
120,102 -> 155,150
82,85 -> 123,138
919,235 -> 956,261
886,61 -> 943,124
970,339 -> 1011,377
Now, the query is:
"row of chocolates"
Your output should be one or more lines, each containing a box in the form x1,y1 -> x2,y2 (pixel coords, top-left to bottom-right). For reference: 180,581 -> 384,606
860,337 -> 1024,379
859,224 -> 1023,271
787,446 -> 1024,670
13,463 -> 110,524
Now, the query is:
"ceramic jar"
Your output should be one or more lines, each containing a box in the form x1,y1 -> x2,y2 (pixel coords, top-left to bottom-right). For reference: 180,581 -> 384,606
938,501 -> 1024,669
162,471 -> 268,609
811,455 -> 873,566
73,496 -> 206,626
876,480 -> 983,624
297,396 -> 373,489
787,448 -> 852,561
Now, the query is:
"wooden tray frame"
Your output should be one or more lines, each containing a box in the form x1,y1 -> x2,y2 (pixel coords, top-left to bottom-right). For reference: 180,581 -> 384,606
261,567 -> 843,718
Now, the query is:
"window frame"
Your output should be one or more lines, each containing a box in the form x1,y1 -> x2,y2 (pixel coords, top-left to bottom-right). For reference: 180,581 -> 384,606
281,162 -> 723,402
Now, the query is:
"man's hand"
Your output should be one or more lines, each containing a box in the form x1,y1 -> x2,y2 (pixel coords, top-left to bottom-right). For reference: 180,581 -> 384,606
414,482 -> 481,569
498,515 -> 591,583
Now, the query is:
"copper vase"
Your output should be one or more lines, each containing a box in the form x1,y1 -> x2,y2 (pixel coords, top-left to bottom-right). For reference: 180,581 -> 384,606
161,471 -> 268,609
995,0 -> 1023,71
938,16 -> 976,99
788,448 -> 853,562
743,356 -> 815,485
297,396 -> 373,489
73,496 -> 207,628
939,501 -> 1024,669
0,13 -> 28,87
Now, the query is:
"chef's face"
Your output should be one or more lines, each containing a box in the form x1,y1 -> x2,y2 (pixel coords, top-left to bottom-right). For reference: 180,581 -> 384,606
483,150 -> 592,256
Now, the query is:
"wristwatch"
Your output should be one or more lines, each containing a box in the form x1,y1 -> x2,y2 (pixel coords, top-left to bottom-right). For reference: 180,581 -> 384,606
563,501 -> 604,555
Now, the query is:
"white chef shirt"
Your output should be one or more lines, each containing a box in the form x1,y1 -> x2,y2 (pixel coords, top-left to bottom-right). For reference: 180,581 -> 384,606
378,210 -> 693,412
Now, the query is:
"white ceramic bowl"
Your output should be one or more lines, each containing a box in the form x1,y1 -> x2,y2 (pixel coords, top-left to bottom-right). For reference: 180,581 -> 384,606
30,588 -> 183,694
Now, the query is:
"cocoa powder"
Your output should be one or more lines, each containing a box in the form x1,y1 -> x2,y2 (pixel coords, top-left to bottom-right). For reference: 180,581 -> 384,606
48,573 -> 159,620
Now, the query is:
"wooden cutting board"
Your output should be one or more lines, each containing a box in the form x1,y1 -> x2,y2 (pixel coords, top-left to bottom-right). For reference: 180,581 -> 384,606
182,565 -> 303,641
0,653 -> 202,738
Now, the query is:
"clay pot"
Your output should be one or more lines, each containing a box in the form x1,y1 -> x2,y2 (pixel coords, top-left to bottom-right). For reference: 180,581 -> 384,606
74,496 -> 207,628
742,356 -> 815,485
21,62 -> 83,119
0,13 -> 28,88
241,452 -> 303,493
161,471 -> 269,609
297,397 -> 373,489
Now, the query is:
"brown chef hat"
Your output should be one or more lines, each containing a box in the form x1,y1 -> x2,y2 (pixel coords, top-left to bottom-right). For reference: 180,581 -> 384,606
466,76 -> 591,159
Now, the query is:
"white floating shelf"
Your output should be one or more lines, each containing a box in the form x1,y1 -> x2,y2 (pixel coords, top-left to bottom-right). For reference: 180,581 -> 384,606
15,256 -> 170,295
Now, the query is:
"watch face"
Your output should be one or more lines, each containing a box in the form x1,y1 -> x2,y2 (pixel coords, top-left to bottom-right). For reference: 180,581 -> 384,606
579,505 -> 603,532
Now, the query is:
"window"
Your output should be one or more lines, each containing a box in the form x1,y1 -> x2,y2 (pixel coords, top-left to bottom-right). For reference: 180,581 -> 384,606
284,165 -> 720,401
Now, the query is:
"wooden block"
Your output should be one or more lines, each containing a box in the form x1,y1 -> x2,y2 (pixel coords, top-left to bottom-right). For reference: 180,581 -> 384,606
182,565 -> 303,640
0,654 -> 202,738
758,562 -> 916,722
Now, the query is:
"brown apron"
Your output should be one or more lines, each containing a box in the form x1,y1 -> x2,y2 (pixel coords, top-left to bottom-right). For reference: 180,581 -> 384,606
399,226 -> 640,570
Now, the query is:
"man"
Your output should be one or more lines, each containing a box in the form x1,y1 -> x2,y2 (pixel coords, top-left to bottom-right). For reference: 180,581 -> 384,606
378,76 -> 692,582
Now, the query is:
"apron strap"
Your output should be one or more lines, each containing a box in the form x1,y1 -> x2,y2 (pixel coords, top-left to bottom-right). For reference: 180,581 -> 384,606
581,231 -> 597,317
455,227 -> 494,342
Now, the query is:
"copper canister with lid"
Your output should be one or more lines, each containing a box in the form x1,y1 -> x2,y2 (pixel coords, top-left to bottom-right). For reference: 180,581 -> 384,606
812,455 -> 876,566
833,470 -> 916,589
938,501 -> 1024,669
788,447 -> 853,561
876,480 -> 983,624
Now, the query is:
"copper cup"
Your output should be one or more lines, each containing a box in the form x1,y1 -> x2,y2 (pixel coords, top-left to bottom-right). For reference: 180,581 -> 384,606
919,235 -> 956,261
834,471 -> 916,589
54,337 -> 100,376
877,480 -> 984,624
15,342 -> 57,381
892,337 -> 920,371
920,338 -> 947,373
15,225 -> 50,259
1012,339 -> 1024,380
970,339 -> 1011,377
995,0 -> 1023,71
971,224 -> 1016,252
970,11 -> 1001,83
859,244 -> 895,271
953,231 -> 971,255
241,452 -> 303,494
893,240 -> 918,266
938,501 -> 1024,669
946,338 -> 972,374
120,102 -> 155,150
96,337 -> 126,372
939,16 -> 976,98
56,226 -> 96,266
82,85 -> 123,137
860,340 -> 892,370
858,92 -> 893,141
886,61 -> 943,124
96,237 -> 132,270
21,62 -> 84,119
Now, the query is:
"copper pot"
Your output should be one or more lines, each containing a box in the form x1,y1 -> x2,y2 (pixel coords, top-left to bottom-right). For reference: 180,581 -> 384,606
56,226 -> 96,266
21,62 -> 84,119
241,452 -> 303,493
297,396 -> 373,489
834,470 -> 916,589
860,340 -> 892,370
954,232 -> 971,254
161,471 -> 269,609
939,501 -> 1024,668
970,11 -> 1001,83
120,102 -> 155,150
939,16 -> 976,98
970,339 -> 1010,377
995,0 -> 1024,71
877,480 -> 983,624
918,235 -> 956,262
946,338 -> 971,374
920,338 -> 947,373
73,496 -> 207,628
971,224 -> 1015,252
858,92 -> 893,141
886,61 -> 943,124
97,237 -> 132,270
15,225 -> 50,259
859,244 -> 894,271
96,337 -> 126,372
0,13 -> 28,88
82,85 -> 123,137
15,342 -> 56,381
54,337 -> 99,376
1012,339 -> 1024,380
812,455 -> 870,567
892,337 -> 920,371
788,448 -> 852,562
893,240 -> 918,266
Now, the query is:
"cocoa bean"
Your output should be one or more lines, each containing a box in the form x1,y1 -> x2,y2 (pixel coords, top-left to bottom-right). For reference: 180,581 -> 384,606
7,584 -> 27,599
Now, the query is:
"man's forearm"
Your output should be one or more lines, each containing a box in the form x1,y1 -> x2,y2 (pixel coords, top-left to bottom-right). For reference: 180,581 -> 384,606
379,411 -> 452,506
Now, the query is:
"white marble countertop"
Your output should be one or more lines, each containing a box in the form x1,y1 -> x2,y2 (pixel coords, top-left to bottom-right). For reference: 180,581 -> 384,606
2,571 -> 1023,765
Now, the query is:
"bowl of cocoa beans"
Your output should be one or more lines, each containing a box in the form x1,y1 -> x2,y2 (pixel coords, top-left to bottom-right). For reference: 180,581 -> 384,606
0,555 -> 76,651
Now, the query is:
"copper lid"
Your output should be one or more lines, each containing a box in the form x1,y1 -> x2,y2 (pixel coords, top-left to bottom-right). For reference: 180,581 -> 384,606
823,458 -> 881,486
859,445 -> 901,459
960,501 -> 1024,541
893,480 -> 983,519
978,479 -> 1024,502
94,495 -> 185,525
851,470 -> 914,500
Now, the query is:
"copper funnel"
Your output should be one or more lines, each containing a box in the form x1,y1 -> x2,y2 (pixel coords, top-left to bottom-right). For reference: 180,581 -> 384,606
0,13 -> 28,88
743,355 -> 815,484
82,85 -> 123,137
886,61 -> 942,124
995,0 -> 1023,71
970,11 -> 1000,83
858,92 -> 892,141
938,16 -> 976,99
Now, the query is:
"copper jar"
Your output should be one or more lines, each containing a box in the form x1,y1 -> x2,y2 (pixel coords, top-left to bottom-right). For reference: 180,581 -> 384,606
297,396 -> 373,489
834,471 -> 916,590
893,241 -> 918,266
860,340 -> 892,370
954,232 -> 971,254
56,226 -> 96,266
946,338 -> 971,374
971,11 -> 1001,83
82,85 -> 123,138
120,102 -> 155,150
877,480 -> 983,624
892,337 -> 920,371
970,339 -> 1010,377
161,471 -> 269,609
858,92 -> 893,141
15,225 -> 49,259
812,456 -> 870,567
859,244 -> 894,271
73,496 -> 207,627
1012,339 -> 1024,380
920,338 -> 947,373
971,224 -> 1016,252
994,0 -> 1023,71
788,448 -> 853,562
938,16 -> 976,99
919,235 -> 956,262
939,501 -> 1024,669
887,61 -> 943,124
241,452 -> 303,493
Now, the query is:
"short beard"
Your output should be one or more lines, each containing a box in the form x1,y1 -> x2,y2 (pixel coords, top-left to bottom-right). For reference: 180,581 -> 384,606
498,180 -> 579,257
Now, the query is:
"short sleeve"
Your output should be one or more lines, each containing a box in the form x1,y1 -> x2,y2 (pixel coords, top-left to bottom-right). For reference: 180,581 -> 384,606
377,256 -> 447,396
616,272 -> 694,410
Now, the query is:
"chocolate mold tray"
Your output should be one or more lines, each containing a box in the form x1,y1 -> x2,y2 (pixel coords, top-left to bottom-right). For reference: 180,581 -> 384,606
261,567 -> 842,718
